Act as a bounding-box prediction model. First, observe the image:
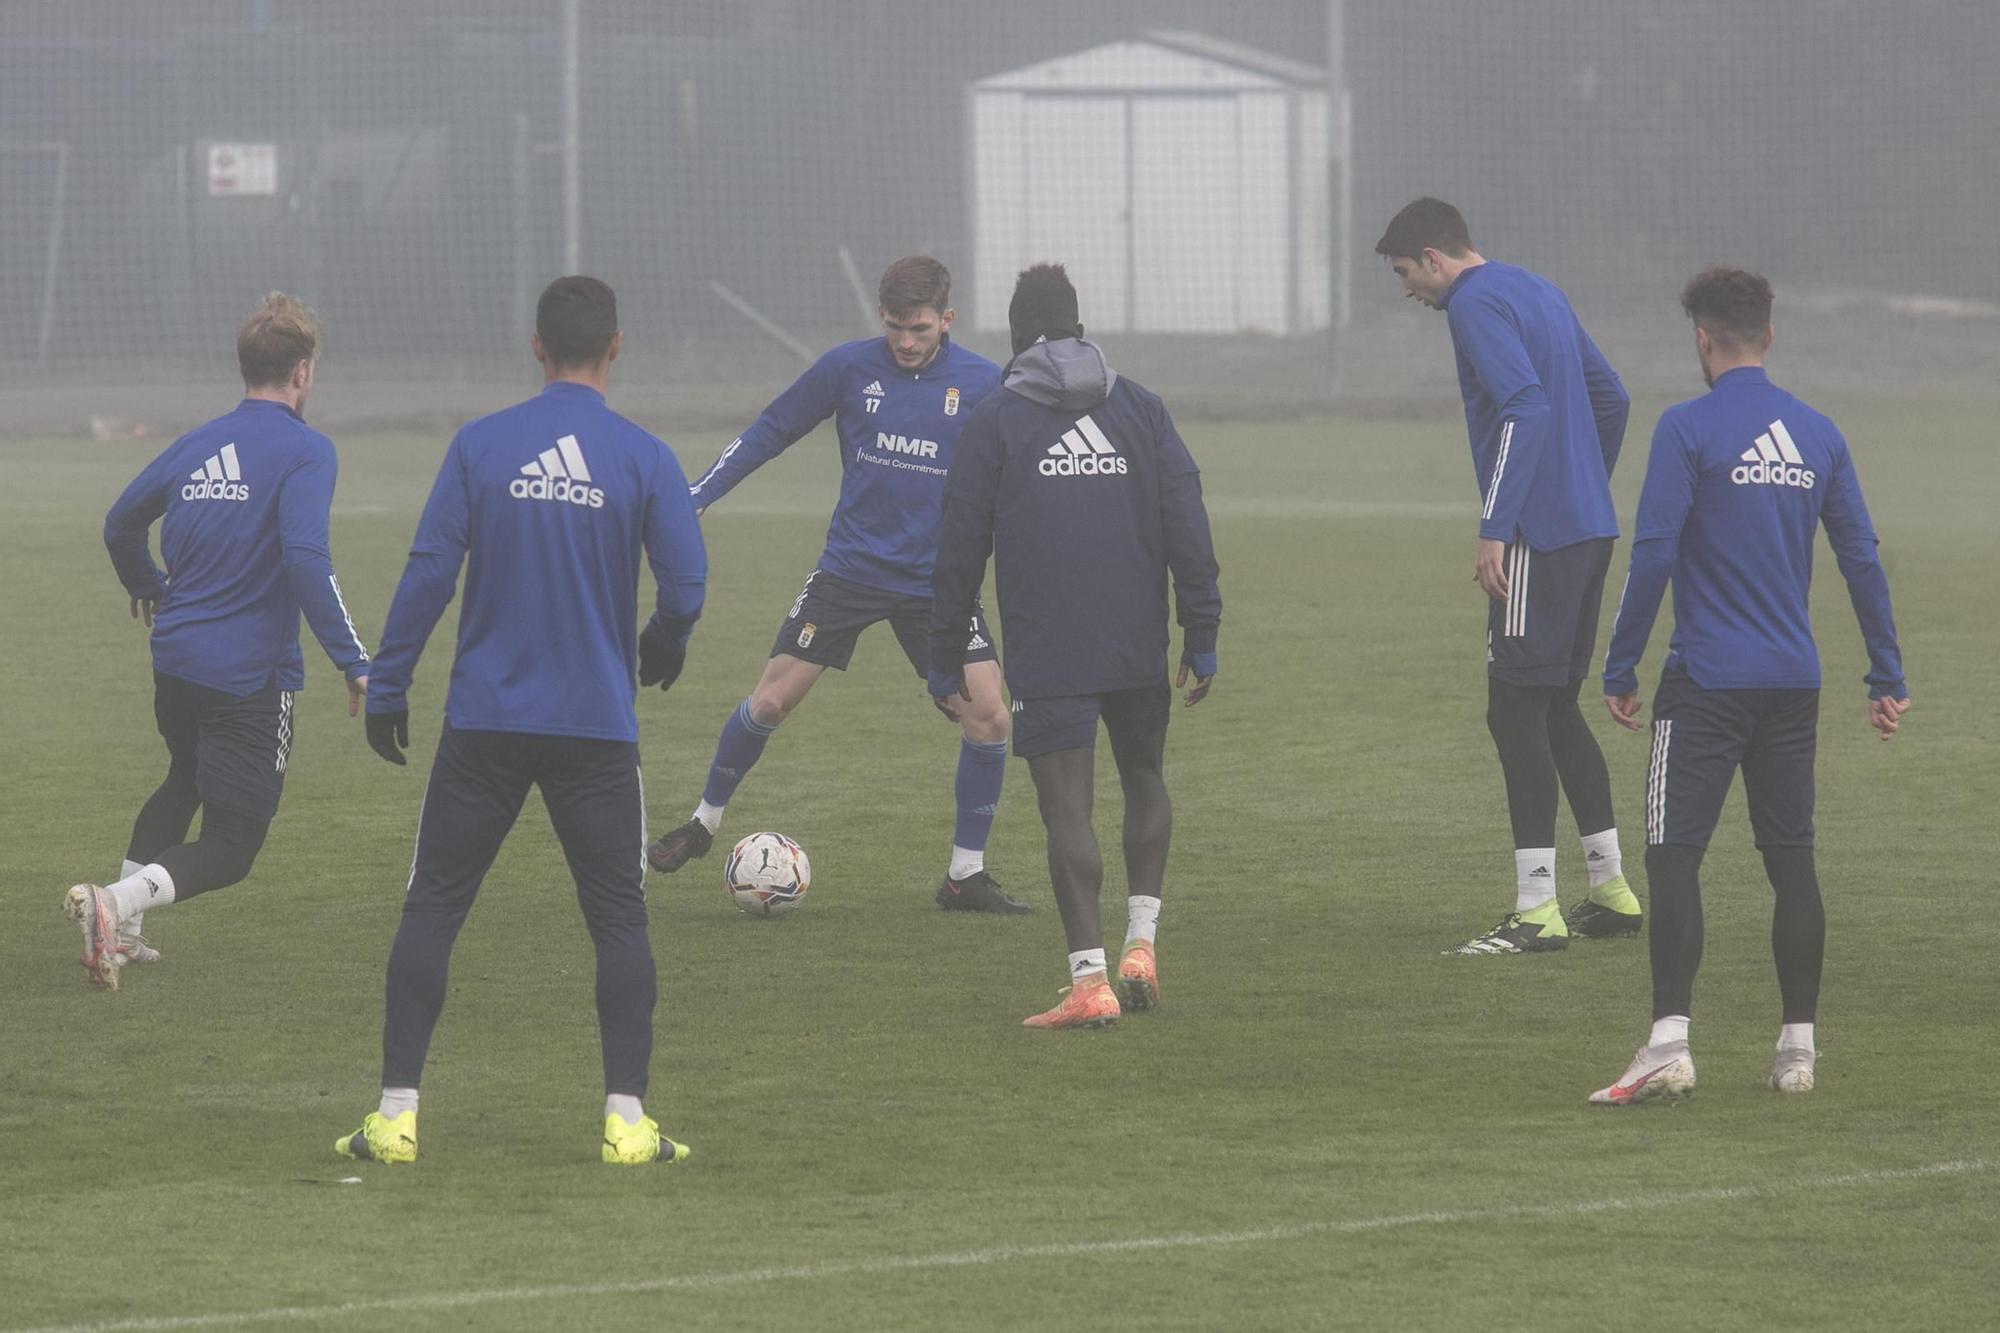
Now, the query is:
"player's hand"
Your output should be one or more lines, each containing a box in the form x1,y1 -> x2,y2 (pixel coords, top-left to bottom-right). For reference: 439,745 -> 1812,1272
638,622 -> 686,692
927,670 -> 968,722
1175,660 -> 1215,707
366,708 -> 410,766
1604,691 -> 1645,731
1473,538 -> 1509,601
1868,694 -> 1909,741
347,674 -> 368,718
129,595 -> 156,628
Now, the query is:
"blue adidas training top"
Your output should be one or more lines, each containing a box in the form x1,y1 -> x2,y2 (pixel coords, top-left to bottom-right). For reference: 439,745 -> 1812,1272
104,398 -> 370,696
367,381 -> 708,742
687,335 -> 1001,598
1602,367 -> 1904,699
1441,261 -> 1628,550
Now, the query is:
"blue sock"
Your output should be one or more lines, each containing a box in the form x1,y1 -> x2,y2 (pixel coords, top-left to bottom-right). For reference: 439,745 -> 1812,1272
953,738 -> 1009,854
702,700 -> 777,808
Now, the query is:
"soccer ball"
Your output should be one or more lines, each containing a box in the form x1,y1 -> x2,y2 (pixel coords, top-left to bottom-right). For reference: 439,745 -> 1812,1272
724,831 -> 811,916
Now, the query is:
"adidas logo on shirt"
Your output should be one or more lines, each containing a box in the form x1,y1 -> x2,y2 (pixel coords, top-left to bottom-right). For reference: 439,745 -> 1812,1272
510,434 -> 606,508
1039,414 -> 1128,477
1731,419 -> 1816,490
182,443 -> 250,501
862,381 -> 885,397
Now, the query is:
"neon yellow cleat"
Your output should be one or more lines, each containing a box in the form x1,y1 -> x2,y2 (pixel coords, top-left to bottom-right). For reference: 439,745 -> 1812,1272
603,1112 -> 691,1166
1568,874 -> 1645,938
335,1110 -> 417,1164
1117,941 -> 1159,1012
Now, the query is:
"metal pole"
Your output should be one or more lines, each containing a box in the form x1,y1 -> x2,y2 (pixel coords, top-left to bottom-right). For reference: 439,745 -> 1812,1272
512,112 -> 534,350
35,143 -> 69,367
561,0 -> 581,274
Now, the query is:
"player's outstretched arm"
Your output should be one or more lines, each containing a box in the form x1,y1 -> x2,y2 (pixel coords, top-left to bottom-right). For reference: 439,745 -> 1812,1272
685,350 -> 844,511
277,440 -> 372,692
104,452 -> 171,610
365,435 -> 473,762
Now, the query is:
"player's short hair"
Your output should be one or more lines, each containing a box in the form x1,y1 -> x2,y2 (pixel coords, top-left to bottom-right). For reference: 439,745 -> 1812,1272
536,276 -> 619,367
878,256 -> 951,316
1681,265 -> 1774,349
237,292 -> 319,388
1007,263 -> 1080,349
1374,197 -> 1474,261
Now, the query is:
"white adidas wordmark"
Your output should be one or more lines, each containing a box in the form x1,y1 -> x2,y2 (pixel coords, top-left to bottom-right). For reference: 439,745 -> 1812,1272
182,443 -> 250,501
1040,413 -> 1127,476
1732,418 -> 1815,489
511,434 -> 606,508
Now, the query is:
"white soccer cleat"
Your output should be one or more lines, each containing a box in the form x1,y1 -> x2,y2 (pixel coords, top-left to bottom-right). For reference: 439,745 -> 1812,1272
115,932 -> 161,965
1588,1040 -> 1696,1106
1769,1045 -> 1817,1093
63,883 -> 125,991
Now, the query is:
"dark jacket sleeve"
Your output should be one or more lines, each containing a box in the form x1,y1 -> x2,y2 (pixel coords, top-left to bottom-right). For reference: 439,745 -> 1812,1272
1154,400 -> 1222,665
927,403 -> 1004,687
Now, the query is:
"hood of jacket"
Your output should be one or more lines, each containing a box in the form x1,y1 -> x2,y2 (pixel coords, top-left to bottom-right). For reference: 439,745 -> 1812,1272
1003,337 -> 1116,413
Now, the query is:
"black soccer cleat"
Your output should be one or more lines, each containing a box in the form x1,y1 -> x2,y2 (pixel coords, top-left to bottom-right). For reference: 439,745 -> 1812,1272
646,818 -> 714,874
1566,897 -> 1645,939
935,870 -> 1032,915
1444,910 -> 1570,956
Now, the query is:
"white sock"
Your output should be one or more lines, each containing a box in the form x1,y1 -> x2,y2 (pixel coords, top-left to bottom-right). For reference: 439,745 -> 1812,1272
1067,948 -> 1107,982
107,863 -> 176,921
1581,828 -> 1622,890
1514,848 -> 1557,912
692,801 -> 724,833
378,1087 -> 419,1120
118,860 -> 145,936
605,1093 -> 645,1124
1125,895 -> 1161,946
948,845 -> 984,881
1650,1015 -> 1690,1047
1779,1022 -> 1815,1052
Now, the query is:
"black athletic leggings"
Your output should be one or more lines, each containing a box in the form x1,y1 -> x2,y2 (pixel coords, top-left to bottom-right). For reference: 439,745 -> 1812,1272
1647,842 -> 1823,1023
1486,676 -> 1616,847
128,778 -> 269,902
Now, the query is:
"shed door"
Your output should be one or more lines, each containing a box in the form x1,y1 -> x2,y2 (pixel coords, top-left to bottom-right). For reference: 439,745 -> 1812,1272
1131,96 -> 1239,332
1022,96 -> 1129,333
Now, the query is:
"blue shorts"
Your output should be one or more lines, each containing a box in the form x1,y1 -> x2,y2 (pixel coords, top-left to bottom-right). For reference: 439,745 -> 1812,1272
1645,669 -> 1818,850
773,568 -> 997,677
1011,682 -> 1170,760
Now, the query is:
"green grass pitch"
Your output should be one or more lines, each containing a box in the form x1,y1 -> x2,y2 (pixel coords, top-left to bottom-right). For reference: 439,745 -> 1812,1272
1,393 -> 1995,1330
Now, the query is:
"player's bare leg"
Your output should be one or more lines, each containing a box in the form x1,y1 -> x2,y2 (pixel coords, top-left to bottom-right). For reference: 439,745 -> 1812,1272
1021,748 -> 1118,1028
648,654 -> 827,873
936,659 -> 1029,914
1107,717 -> 1170,1010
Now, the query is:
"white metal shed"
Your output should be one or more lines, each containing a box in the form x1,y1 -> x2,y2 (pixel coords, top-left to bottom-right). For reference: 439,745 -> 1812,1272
969,30 -> 1335,337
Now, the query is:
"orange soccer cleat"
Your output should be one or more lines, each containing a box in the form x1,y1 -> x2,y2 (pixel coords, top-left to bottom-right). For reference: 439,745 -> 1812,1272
1117,941 -> 1159,1012
1022,974 -> 1121,1030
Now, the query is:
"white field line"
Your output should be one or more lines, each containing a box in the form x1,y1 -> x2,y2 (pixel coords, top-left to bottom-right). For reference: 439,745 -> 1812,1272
15,1158 -> 1990,1333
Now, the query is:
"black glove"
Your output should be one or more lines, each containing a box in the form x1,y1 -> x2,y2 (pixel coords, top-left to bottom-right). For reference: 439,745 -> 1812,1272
638,622 -> 686,692
366,709 -> 410,765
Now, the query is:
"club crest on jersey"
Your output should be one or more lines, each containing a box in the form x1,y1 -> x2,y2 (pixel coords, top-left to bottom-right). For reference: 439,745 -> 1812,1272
797,622 -> 817,649
1040,413 -> 1127,477
944,387 -> 960,416
1730,419 -> 1815,490
183,443 -> 251,501
511,434 -> 606,508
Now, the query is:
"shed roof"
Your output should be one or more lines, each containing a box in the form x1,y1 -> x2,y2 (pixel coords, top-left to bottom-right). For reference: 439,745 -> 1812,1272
973,34 -> 1319,95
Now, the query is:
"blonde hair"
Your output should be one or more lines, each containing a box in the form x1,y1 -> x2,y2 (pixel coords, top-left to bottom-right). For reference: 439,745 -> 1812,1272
237,292 -> 320,388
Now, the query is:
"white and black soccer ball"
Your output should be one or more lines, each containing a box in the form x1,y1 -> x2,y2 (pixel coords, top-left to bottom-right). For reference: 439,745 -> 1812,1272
724,831 -> 811,916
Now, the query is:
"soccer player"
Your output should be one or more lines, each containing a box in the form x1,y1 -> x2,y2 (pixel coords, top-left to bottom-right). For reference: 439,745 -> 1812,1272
930,263 -> 1221,1029
1589,266 -> 1907,1105
1376,197 -> 1644,956
69,293 -> 370,990
335,277 -> 706,1165
645,256 -> 1028,913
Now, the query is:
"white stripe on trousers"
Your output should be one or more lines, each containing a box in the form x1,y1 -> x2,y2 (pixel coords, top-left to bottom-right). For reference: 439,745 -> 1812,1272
1647,719 -> 1673,845
1503,544 -> 1532,637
